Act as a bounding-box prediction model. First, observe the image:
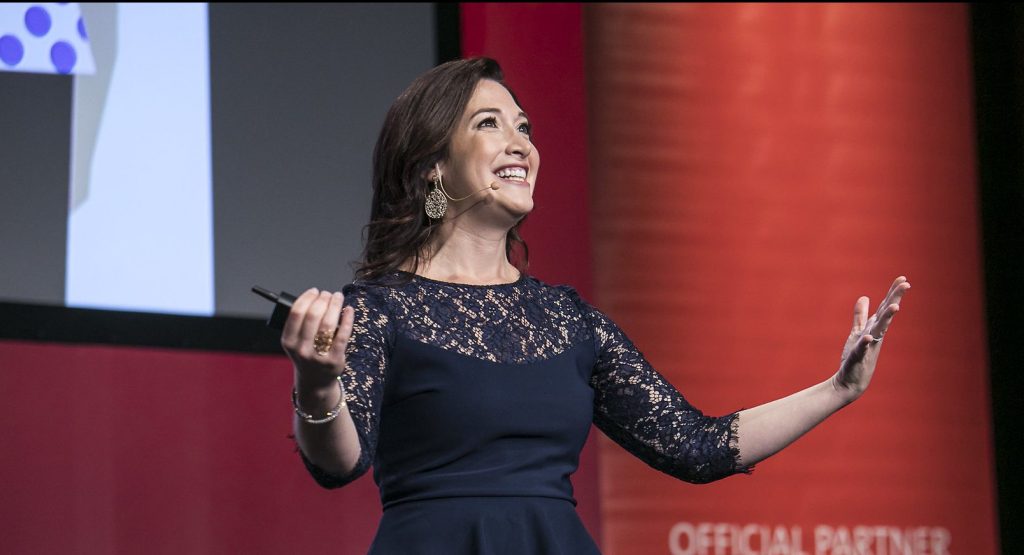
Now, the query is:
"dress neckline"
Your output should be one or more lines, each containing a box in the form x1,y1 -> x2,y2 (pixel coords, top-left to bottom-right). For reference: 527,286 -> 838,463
394,270 -> 526,289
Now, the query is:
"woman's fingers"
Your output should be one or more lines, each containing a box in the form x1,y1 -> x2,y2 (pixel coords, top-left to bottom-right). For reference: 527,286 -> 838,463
845,277 -> 910,353
875,277 -> 909,318
869,303 -> 901,341
884,276 -> 906,301
281,289 -> 352,366
851,296 -> 870,334
320,292 -> 343,335
891,280 -> 911,307
299,291 -> 333,354
282,287 -> 320,350
868,278 -> 911,341
311,292 -> 343,358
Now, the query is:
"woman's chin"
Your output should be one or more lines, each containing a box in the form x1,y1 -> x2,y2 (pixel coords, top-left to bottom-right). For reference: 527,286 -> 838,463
485,201 -> 533,228
504,199 -> 534,220
458,191 -> 533,227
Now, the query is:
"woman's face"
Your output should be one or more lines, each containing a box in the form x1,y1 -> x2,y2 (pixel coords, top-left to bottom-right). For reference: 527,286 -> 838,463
440,79 -> 540,224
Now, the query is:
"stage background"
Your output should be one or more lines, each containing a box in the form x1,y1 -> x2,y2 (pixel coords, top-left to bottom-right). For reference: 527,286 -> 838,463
586,4 -> 995,554
2,3 -> 1022,554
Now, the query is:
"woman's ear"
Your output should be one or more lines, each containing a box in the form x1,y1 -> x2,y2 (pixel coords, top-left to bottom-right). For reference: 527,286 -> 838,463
424,162 -> 444,183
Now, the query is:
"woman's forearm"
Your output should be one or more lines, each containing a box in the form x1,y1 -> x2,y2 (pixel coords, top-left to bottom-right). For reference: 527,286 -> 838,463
735,278 -> 910,469
292,371 -> 363,476
736,377 -> 853,467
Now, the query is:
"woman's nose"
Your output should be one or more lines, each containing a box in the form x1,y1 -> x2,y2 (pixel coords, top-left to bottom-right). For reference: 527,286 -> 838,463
506,132 -> 532,158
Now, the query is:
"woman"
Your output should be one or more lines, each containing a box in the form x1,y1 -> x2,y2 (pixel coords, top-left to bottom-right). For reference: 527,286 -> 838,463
281,57 -> 910,554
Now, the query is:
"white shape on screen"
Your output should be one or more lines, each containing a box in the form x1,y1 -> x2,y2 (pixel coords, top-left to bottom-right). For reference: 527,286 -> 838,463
66,4 -> 213,316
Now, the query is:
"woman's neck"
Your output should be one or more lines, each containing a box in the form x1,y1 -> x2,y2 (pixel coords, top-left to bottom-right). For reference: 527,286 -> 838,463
403,221 -> 519,284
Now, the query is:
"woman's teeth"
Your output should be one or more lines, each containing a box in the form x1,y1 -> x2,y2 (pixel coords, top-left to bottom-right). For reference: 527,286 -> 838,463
495,168 -> 527,181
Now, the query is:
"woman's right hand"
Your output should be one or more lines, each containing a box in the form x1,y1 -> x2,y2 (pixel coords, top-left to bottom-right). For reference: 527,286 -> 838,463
281,288 -> 356,389
284,288 -> 362,476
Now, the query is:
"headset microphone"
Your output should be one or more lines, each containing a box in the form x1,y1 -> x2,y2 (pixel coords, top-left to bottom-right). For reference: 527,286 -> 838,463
448,181 -> 501,201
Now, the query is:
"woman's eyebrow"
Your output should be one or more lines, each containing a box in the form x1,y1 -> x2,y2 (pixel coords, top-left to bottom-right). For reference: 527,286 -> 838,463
470,107 -> 530,120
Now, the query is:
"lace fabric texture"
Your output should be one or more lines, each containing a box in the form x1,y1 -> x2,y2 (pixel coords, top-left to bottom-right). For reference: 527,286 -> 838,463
300,271 -> 748,488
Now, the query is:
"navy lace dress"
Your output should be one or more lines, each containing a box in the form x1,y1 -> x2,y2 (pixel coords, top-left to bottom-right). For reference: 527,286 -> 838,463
298,271 -> 749,554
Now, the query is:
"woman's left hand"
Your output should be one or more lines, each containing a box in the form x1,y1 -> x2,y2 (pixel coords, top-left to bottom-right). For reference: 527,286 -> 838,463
832,276 -> 911,403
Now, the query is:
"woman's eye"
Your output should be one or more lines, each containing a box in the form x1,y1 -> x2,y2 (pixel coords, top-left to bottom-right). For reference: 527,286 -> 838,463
477,117 -> 531,137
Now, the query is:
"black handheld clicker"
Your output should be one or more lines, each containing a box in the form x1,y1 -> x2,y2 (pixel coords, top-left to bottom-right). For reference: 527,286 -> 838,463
251,286 -> 297,330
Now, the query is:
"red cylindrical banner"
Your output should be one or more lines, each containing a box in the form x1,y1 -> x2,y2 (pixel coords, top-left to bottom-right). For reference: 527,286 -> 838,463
587,4 -> 997,554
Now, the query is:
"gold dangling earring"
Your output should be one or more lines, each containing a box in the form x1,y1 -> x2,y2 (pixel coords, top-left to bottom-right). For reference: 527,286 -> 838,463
424,167 -> 448,220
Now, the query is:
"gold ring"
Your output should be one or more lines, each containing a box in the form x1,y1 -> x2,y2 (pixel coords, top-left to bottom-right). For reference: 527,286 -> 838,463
313,328 -> 336,356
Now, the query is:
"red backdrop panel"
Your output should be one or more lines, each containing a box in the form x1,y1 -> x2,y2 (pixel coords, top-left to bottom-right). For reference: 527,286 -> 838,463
461,2 -> 601,543
0,340 -> 380,554
586,4 -> 997,554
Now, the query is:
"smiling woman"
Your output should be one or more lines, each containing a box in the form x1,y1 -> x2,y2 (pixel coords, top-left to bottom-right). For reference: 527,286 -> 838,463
354,57 -> 534,285
414,78 -> 540,277
279,57 -> 910,555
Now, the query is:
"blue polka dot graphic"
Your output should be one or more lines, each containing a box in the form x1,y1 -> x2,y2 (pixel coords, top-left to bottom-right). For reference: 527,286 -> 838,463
50,39 -> 74,73
24,6 -> 52,37
0,34 -> 25,66
0,3 -> 95,75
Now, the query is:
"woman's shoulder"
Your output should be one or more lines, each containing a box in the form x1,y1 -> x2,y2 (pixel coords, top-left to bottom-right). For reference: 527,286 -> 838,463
345,270 -> 416,292
522,275 -> 602,322
341,270 -> 432,313
339,273 -> 403,308
531,276 -> 589,304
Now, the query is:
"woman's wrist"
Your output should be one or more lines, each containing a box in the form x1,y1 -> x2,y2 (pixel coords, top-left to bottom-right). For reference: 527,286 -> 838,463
294,370 -> 344,410
293,375 -> 346,425
827,374 -> 860,408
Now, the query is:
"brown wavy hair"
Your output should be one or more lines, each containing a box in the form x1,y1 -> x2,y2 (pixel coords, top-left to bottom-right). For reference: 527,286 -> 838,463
354,57 -> 530,284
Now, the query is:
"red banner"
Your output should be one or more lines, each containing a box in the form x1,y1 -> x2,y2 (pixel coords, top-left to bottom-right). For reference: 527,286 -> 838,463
586,4 -> 997,554
0,341 -> 381,553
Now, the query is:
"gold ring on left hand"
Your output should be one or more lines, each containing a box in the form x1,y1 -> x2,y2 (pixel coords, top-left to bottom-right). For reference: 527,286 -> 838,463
313,328 -> 337,356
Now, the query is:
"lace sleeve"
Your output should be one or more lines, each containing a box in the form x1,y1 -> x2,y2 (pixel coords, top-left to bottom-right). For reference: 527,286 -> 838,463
298,281 -> 394,489
562,287 -> 751,484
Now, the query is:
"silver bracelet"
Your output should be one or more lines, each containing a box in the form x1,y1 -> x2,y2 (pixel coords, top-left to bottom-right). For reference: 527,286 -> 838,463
292,376 -> 346,425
